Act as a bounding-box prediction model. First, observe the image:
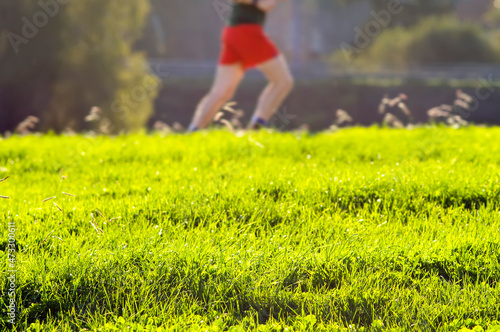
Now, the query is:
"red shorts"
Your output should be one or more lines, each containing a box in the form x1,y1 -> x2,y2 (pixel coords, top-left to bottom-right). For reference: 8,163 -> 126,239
219,24 -> 279,70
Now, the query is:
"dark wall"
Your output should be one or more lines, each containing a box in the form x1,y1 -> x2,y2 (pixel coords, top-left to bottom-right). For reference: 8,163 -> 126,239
150,78 -> 500,130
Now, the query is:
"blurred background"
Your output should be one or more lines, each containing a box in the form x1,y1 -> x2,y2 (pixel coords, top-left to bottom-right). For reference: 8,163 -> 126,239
1,0 -> 499,133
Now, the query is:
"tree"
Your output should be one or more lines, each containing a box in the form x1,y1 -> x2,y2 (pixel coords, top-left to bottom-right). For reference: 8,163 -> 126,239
0,0 -> 157,133
484,1 -> 500,29
368,0 -> 457,28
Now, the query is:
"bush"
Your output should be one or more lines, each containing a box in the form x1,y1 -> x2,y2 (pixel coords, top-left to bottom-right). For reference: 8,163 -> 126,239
0,0 -> 158,133
338,16 -> 500,68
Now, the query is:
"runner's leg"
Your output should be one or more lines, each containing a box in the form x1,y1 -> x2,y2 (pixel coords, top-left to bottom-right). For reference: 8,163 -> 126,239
248,55 -> 294,129
189,63 -> 245,131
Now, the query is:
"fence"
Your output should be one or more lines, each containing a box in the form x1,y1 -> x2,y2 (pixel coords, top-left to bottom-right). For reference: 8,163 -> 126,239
149,59 -> 500,81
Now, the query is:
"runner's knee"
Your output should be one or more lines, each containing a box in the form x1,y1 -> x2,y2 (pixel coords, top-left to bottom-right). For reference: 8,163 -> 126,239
273,75 -> 294,94
282,75 -> 294,94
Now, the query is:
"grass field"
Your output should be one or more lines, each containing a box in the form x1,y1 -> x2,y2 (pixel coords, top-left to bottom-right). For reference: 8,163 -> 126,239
1,127 -> 500,331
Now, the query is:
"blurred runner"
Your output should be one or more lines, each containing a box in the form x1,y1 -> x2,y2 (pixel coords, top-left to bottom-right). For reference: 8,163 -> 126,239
188,0 -> 294,131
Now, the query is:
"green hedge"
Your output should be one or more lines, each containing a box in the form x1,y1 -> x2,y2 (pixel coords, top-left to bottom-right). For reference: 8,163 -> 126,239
337,16 -> 500,68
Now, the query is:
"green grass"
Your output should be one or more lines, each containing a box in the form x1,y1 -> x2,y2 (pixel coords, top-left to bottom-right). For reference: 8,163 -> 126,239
1,127 -> 500,331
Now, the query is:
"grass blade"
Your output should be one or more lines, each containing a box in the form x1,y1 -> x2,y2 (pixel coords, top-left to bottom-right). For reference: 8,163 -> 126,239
53,202 -> 63,212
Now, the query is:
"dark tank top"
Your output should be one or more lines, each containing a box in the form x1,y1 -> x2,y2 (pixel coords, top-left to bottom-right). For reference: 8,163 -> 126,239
227,3 -> 266,26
